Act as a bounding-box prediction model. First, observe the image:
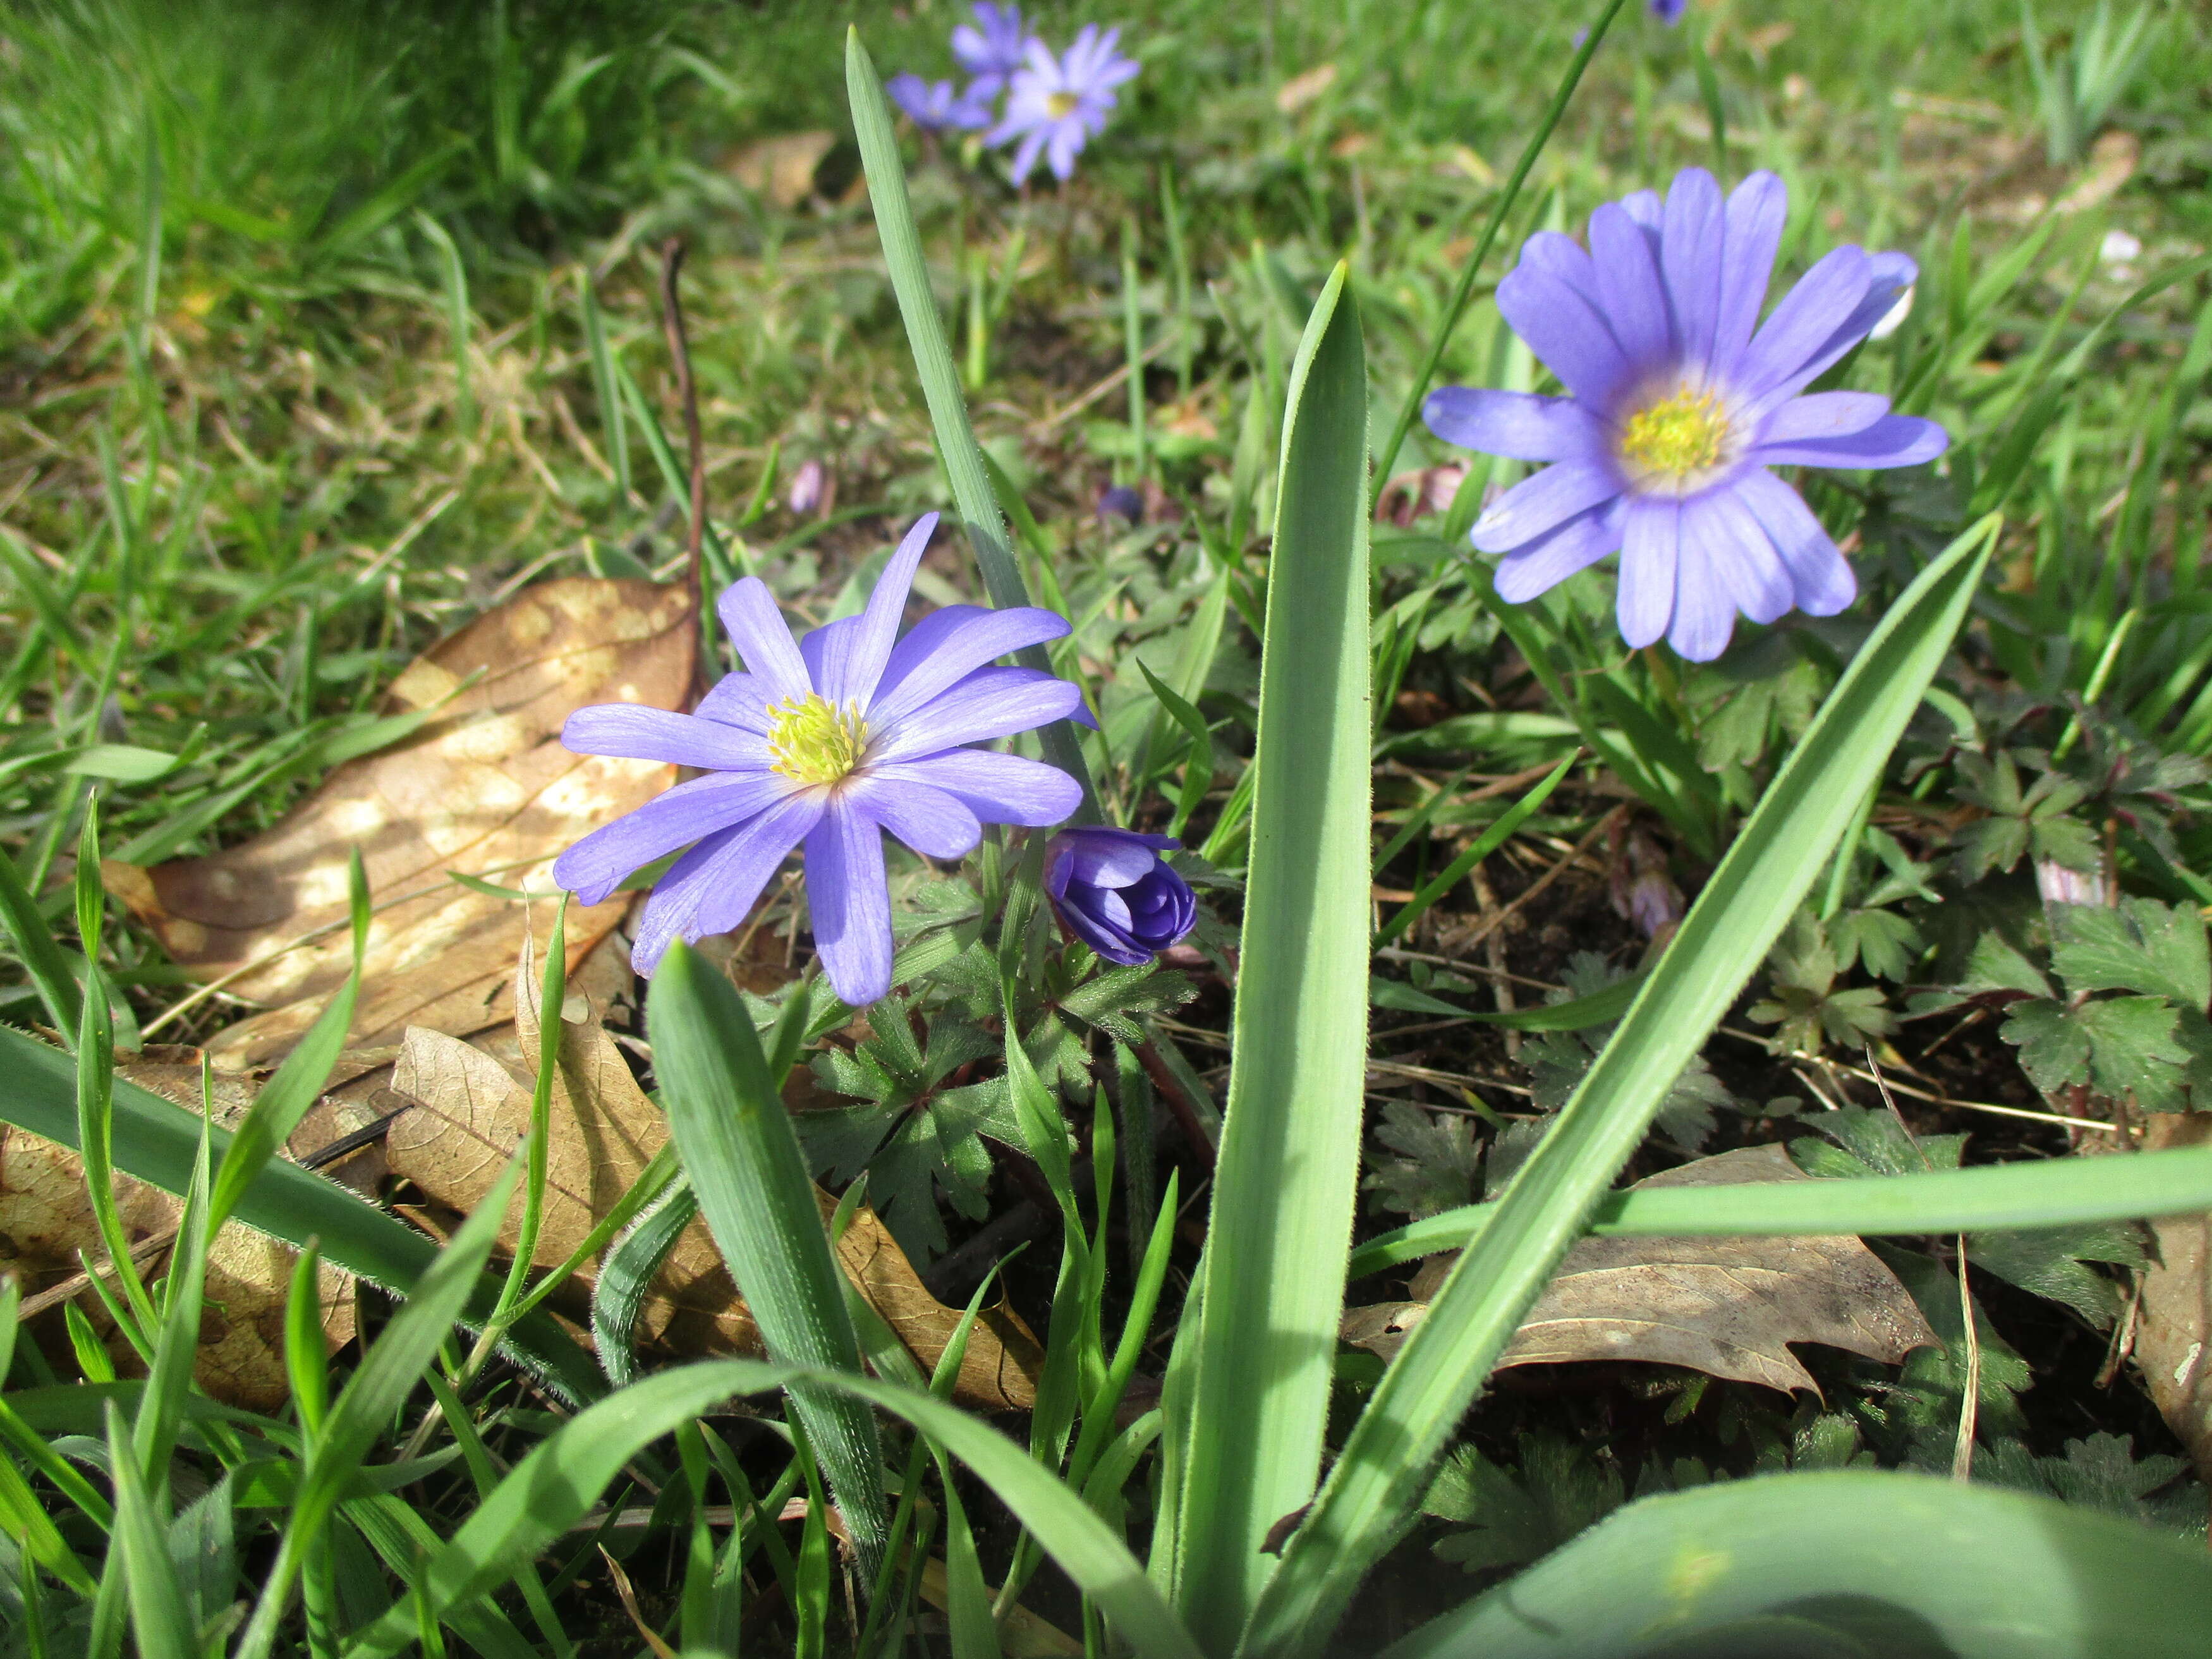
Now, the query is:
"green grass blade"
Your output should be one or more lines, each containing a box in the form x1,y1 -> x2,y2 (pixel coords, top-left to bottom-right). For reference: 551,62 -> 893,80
590,1176 -> 696,1388
844,27 -> 1098,818
648,940 -> 891,1581
0,1025 -> 605,1404
1379,1470 -> 2212,1659
340,1359 -> 1203,1659
104,1404 -> 194,1659
1350,1140 -> 2212,1279
1172,261 -> 1371,1648
1246,515 -> 2000,1658
0,838 -> 82,1043
1373,756 -> 1571,949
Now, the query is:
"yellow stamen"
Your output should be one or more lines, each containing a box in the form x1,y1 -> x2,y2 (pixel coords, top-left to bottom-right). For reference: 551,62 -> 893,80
1619,384 -> 1731,481
1045,90 -> 1080,118
766,694 -> 869,786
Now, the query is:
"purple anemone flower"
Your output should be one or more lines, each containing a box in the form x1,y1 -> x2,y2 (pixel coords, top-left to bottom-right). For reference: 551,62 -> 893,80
552,513 -> 1090,1005
887,73 -> 994,133
1422,167 -> 1947,662
987,24 -> 1139,185
1649,0 -> 1689,23
1045,829 -> 1196,966
952,3 -> 1035,101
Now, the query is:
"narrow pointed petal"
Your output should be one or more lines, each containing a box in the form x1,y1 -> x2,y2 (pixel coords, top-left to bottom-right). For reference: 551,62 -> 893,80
1667,533 -> 1741,662
554,770 -> 799,905
1471,461 -> 1622,555
1660,167 -> 1725,365
1737,469 -> 1857,616
1617,498 -> 1680,649
631,791 -> 823,975
1735,245 -> 1873,403
1497,258 -> 1636,410
1758,392 -> 1890,446
1753,413 -> 1948,470
1687,488 -> 1793,626
845,775 -> 984,860
716,578 -> 811,702
1423,388 -> 1607,463
1492,497 -> 1626,603
805,802 -> 893,1006
868,604 -> 1073,724
562,705 -> 770,771
872,667 -> 1087,760
1589,201 -> 1673,368
1713,171 -> 1787,372
803,513 -> 935,708
870,749 -> 1081,826
693,672 -> 776,734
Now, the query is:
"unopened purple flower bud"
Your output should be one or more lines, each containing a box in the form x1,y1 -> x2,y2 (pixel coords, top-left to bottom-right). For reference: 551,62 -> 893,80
1046,827 -> 1196,966
787,458 -> 827,517
1097,483 -> 1145,524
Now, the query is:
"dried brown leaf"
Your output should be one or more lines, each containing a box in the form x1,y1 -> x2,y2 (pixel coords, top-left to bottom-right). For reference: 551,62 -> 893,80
2131,1112 -> 2212,1486
0,1047 -> 354,1411
1344,1145 -> 1936,1393
724,130 -> 836,209
106,578 -> 694,1067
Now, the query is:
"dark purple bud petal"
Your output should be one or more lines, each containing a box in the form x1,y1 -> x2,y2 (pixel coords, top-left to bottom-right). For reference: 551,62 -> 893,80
1045,827 -> 1196,966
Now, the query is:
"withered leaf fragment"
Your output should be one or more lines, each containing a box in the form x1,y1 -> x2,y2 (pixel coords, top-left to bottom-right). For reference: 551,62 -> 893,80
1342,1145 -> 1936,1393
107,579 -> 694,1067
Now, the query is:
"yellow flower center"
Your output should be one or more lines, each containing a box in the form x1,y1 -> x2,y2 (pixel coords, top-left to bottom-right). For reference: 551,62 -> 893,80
1618,384 -> 1732,482
1045,90 -> 1080,118
765,694 -> 869,786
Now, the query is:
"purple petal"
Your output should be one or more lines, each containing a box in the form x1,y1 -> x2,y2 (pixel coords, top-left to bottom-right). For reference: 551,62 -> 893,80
1471,461 -> 1623,555
631,791 -> 823,975
554,771 -> 799,905
805,801 -> 892,1006
1809,251 -> 1917,367
1056,830 -> 1158,887
1047,123 -> 1084,180
1619,188 -> 1663,231
1660,168 -> 1725,366
1617,498 -> 1680,649
1735,245 -> 1873,404
1589,202 -> 1672,370
716,578 -> 810,703
871,749 -> 1081,826
805,516 -> 936,709
562,705 -> 770,772
872,667 -> 1086,760
1758,392 -> 1890,446
1753,413 -> 1948,471
1423,388 -> 1606,463
1497,257 -> 1635,410
693,672 -> 775,734
1713,172 -> 1787,373
1007,126 -> 1049,183
1492,497 -> 1626,604
1735,469 -> 1856,616
1667,530 -> 1740,662
1688,487 -> 1792,626
845,775 -> 983,860
1518,230 -> 1609,309
870,604 -> 1073,724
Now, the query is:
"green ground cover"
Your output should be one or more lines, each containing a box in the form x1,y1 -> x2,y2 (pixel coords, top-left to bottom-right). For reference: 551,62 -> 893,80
5,0 -> 2212,1651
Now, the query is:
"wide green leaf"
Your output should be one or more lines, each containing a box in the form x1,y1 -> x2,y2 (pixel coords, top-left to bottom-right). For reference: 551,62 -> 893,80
1170,260 -> 1372,1650
1380,1470 -> 2212,1659
1245,516 -> 2001,1658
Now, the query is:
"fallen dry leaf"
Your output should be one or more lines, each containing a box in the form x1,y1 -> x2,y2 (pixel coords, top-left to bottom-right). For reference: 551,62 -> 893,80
1344,1145 -> 1936,1393
2130,1112 -> 2212,1488
725,131 -> 836,209
383,935 -> 1042,1409
0,1046 -> 354,1411
107,578 -> 694,1067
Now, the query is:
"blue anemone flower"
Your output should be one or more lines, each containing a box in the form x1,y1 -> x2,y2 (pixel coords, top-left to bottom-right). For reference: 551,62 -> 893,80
986,24 -> 1139,184
1423,167 -> 1947,661
1046,829 -> 1196,965
552,513 -> 1090,1004
952,3 -> 1035,101
887,73 -> 994,133
1650,0 -> 1689,23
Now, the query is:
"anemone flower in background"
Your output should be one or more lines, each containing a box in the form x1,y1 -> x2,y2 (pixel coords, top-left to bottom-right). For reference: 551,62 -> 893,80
552,513 -> 1089,1005
987,24 -> 1139,185
1045,828 -> 1196,965
887,72 -> 994,132
952,2 -> 1035,100
1649,0 -> 1689,23
1422,167 -> 1946,661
